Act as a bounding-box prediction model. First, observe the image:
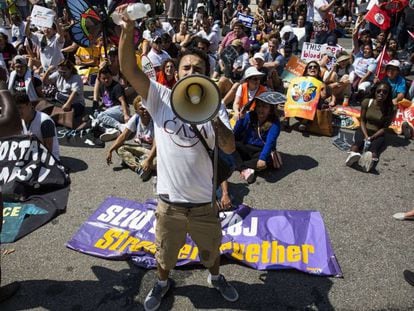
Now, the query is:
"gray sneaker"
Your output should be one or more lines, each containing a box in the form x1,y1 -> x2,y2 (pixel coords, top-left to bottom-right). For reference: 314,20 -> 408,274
144,279 -> 173,311
208,274 -> 239,302
345,151 -> 361,167
359,151 -> 373,172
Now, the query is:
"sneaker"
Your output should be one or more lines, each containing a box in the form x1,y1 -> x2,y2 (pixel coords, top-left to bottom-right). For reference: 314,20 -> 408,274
402,121 -> 413,140
240,168 -> 255,184
0,282 -> 20,302
298,124 -> 306,132
136,167 -> 152,182
359,151 -> 373,172
144,279 -> 173,311
208,274 -> 239,302
345,151 -> 361,167
99,128 -> 120,142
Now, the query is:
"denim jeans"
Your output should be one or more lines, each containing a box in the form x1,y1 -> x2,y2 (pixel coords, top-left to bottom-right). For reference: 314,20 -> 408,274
97,105 -> 124,129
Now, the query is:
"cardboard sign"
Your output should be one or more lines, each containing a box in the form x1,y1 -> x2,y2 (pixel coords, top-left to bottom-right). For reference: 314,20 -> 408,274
301,42 -> 342,70
30,5 -> 56,28
236,12 -> 255,28
284,76 -> 323,120
281,55 -> 306,83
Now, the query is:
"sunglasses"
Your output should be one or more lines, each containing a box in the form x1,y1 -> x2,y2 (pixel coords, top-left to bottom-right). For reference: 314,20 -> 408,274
308,65 -> 319,70
376,88 -> 389,94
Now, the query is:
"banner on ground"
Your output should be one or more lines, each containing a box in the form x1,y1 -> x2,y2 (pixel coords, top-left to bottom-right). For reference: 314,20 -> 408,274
301,42 -> 342,70
0,135 -> 70,242
67,197 -> 343,277
389,101 -> 414,136
281,56 -> 306,83
57,126 -> 105,148
284,77 -> 322,120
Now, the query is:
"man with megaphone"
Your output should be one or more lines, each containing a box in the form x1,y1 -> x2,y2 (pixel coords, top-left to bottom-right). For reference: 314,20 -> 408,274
117,5 -> 238,311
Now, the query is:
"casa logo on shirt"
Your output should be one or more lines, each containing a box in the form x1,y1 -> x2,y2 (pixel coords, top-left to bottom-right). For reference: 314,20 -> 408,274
163,117 -> 209,148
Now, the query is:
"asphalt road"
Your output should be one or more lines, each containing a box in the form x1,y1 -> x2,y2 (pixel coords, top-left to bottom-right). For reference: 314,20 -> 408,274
2,41 -> 414,311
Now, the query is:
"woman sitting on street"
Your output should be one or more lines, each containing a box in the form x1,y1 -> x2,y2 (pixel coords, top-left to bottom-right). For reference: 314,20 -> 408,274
345,81 -> 395,173
156,59 -> 177,89
233,92 -> 281,183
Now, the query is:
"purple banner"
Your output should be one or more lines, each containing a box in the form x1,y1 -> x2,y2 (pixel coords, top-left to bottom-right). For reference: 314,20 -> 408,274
67,197 -> 342,277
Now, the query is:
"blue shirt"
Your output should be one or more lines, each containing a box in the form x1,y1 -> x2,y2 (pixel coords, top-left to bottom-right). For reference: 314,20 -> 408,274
383,75 -> 406,99
234,112 -> 280,162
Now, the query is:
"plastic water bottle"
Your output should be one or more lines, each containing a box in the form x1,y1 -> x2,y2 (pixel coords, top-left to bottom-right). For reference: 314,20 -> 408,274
111,3 -> 151,25
363,139 -> 371,152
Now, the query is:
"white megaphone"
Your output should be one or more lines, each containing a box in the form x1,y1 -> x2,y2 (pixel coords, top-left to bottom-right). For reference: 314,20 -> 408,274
170,75 -> 221,124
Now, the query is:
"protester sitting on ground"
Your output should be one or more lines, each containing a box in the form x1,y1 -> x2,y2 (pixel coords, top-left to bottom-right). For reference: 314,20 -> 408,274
147,35 -> 171,72
217,21 -> 250,55
74,39 -> 101,84
233,91 -> 281,183
195,37 -> 216,77
0,32 -> 16,69
10,13 -> 25,45
172,20 -> 192,52
14,92 -> 60,159
250,18 -> 271,53
42,59 -> 85,118
0,90 -> 22,302
279,25 -> 298,54
380,60 -> 406,106
324,52 -> 352,106
233,67 -> 267,121
160,33 -> 179,60
393,208 -> 414,221
261,37 -> 286,77
156,59 -> 177,89
142,17 -> 165,56
94,65 -> 130,141
195,16 -> 220,55
8,55 -> 43,102
106,96 -> 156,181
24,17 -> 65,73
349,43 -> 377,100
345,81 -> 395,173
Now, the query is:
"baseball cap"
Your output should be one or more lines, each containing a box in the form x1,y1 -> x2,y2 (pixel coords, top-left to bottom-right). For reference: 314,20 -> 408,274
385,60 -> 401,69
13,55 -> 27,66
253,52 -> 265,61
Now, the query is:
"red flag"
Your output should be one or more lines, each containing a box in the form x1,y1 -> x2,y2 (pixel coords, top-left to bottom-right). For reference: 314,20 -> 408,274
365,4 -> 391,30
375,45 -> 391,80
408,30 -> 414,40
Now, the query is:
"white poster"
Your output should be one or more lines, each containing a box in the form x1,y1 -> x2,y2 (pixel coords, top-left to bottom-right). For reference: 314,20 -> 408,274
30,5 -> 56,29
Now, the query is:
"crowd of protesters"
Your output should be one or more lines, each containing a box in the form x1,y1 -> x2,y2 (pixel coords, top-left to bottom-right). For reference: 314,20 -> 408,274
1,0 -> 414,304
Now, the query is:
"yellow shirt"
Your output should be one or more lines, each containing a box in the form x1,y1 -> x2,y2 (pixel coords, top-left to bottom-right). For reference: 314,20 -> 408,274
75,46 -> 100,67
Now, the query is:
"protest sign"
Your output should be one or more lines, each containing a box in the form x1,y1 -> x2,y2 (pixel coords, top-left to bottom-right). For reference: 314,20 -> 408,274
284,76 -> 323,120
31,5 -> 56,28
0,135 -> 70,242
389,101 -> 414,135
67,197 -> 343,277
141,56 -> 156,80
301,42 -> 342,70
236,12 -> 255,28
281,55 -> 306,83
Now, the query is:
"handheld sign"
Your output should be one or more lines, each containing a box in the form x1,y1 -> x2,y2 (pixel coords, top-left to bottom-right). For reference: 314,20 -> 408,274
31,5 -> 56,28
236,12 -> 255,28
141,56 -> 156,80
284,76 -> 323,120
301,42 -> 342,70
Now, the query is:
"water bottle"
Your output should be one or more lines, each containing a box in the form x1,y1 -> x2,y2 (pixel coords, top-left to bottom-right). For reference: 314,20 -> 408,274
363,139 -> 371,152
111,3 -> 151,25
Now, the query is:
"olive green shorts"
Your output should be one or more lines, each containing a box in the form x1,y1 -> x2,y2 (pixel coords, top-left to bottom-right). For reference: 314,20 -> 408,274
155,199 -> 222,270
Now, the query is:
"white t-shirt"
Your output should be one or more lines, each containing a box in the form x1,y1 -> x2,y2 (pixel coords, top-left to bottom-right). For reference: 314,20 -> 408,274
125,114 -> 154,146
143,79 -> 230,203
313,0 -> 328,22
31,33 -> 64,70
147,49 -> 171,69
196,29 -> 220,54
235,84 -> 262,101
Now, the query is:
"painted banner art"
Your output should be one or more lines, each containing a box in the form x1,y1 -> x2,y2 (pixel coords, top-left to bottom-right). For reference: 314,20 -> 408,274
284,77 -> 323,120
67,197 -> 343,277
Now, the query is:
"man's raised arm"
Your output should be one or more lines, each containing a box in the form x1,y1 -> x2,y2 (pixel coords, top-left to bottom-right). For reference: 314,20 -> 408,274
118,5 -> 150,100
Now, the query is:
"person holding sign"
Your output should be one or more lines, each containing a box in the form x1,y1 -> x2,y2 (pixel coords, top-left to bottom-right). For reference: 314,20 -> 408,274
117,5 -> 238,310
345,81 -> 395,172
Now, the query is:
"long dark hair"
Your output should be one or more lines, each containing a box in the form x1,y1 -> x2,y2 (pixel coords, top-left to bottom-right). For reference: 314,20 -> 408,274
304,61 -> 322,81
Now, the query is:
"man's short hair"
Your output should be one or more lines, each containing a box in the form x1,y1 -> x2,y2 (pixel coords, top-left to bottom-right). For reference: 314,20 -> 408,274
232,21 -> 244,30
179,48 -> 210,76
13,92 -> 30,105
98,65 -> 113,77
